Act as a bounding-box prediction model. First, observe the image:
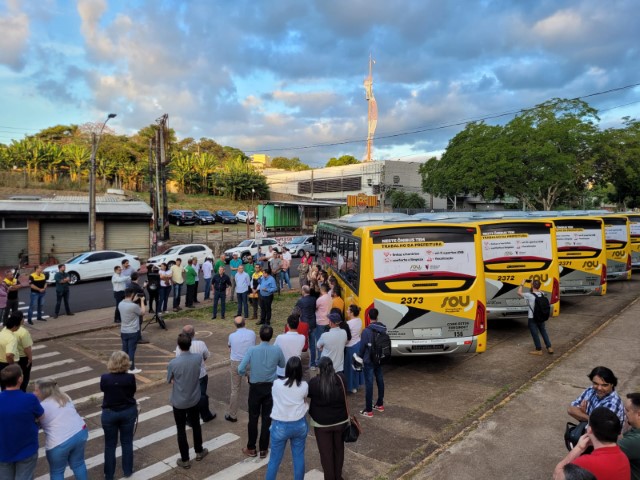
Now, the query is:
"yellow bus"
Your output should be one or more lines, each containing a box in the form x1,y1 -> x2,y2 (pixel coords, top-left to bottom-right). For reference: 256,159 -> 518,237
316,213 -> 487,356
474,218 -> 560,319
601,214 -> 632,281
551,215 -> 608,296
620,213 -> 640,269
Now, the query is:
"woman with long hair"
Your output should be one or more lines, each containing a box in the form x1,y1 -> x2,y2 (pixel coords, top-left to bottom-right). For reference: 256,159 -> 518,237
308,263 -> 321,298
101,351 -> 137,480
344,305 -> 365,394
158,263 -> 172,314
34,378 -> 88,480
265,356 -> 309,480
307,356 -> 349,480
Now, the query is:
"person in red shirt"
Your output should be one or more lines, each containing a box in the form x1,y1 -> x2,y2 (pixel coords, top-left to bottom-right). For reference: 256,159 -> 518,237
553,406 -> 630,480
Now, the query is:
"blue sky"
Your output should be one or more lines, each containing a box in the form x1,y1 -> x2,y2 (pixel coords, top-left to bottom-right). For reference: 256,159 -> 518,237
0,0 -> 638,167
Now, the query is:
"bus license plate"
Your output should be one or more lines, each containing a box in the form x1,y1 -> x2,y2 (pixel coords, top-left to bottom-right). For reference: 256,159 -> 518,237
506,299 -> 527,306
413,328 -> 442,338
412,344 -> 444,351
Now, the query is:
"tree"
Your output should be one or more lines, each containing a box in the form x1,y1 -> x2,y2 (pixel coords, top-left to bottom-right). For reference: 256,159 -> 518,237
420,99 -> 599,210
33,124 -> 79,145
271,156 -> 311,171
191,152 -> 219,193
212,156 -> 269,200
63,144 -> 90,182
388,190 -> 427,209
326,155 -> 360,167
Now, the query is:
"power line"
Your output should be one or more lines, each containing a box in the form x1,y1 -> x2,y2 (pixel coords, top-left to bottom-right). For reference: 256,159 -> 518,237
245,81 -> 640,154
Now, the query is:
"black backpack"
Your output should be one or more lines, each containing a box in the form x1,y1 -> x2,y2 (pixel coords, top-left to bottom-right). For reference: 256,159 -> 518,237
369,326 -> 392,365
531,292 -> 551,323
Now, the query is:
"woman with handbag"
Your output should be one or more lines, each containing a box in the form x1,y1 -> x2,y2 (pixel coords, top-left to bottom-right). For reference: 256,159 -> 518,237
266,356 -> 309,480
308,356 -> 349,480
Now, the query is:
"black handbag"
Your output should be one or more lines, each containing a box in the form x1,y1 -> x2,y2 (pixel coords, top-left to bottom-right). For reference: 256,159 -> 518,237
564,421 -> 593,454
338,375 -> 361,443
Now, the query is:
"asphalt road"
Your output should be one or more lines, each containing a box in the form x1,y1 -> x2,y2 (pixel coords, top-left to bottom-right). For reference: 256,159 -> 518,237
17,257 -> 305,316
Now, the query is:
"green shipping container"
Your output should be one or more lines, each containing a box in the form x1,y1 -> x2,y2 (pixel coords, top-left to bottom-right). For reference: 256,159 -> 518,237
257,204 -> 302,229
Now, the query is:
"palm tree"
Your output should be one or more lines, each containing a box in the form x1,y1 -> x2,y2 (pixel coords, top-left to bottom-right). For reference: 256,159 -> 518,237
191,152 -> 219,193
63,144 -> 90,182
170,151 -> 195,193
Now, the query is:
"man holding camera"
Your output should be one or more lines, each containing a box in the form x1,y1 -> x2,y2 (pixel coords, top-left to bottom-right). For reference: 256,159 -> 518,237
118,288 -> 146,374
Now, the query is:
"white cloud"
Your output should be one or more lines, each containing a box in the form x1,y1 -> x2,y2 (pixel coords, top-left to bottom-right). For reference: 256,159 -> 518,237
0,0 -> 30,70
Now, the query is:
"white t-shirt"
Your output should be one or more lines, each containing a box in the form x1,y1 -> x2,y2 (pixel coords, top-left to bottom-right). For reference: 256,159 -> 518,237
40,398 -> 86,450
201,261 -> 213,279
270,378 -> 309,422
274,332 -> 306,377
346,317 -> 363,347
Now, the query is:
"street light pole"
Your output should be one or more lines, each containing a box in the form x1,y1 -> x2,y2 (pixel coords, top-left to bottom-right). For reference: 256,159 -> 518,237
89,113 -> 117,251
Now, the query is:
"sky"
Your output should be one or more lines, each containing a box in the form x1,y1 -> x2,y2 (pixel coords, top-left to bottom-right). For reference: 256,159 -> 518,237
0,0 -> 639,167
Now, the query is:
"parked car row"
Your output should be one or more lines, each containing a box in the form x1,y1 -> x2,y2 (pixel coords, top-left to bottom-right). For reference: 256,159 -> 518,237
168,209 -> 257,226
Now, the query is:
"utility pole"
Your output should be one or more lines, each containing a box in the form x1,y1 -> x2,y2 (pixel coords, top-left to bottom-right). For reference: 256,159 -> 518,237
156,114 -> 169,240
89,113 -> 116,251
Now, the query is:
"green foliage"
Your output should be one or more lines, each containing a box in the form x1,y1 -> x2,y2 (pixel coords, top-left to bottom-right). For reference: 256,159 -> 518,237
271,156 -> 311,171
212,156 -> 269,200
388,190 -> 427,209
326,155 -> 360,167
420,98 -> 600,211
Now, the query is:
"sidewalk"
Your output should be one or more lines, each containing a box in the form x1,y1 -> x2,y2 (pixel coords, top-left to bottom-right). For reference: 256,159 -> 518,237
404,296 -> 640,480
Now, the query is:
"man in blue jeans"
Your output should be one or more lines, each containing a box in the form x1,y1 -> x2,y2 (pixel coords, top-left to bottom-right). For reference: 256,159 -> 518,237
118,288 -> 146,375
358,308 -> 386,418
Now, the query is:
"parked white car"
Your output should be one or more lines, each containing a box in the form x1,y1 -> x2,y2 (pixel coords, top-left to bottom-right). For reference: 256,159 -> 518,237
43,250 -> 141,285
147,244 -> 213,268
235,210 -> 255,224
224,238 -> 279,263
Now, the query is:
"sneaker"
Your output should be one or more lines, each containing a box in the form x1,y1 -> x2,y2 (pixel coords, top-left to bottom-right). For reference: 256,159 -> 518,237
351,388 -> 358,394
547,347 -> 554,354
242,447 -> 257,457
359,410 -> 373,418
310,365 -> 317,371
129,368 -> 142,374
196,448 -> 209,461
373,405 -> 385,412
176,458 -> 191,469
529,350 -> 543,356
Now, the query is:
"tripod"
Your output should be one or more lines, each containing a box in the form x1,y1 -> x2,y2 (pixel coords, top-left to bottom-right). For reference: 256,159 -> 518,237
142,310 -> 166,331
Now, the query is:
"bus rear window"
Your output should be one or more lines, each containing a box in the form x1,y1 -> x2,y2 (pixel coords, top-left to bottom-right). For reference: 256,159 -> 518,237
555,221 -> 603,259
480,222 -> 553,269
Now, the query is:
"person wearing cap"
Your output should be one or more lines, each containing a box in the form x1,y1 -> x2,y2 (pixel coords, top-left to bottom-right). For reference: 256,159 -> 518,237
316,312 -> 348,373
517,279 -> 553,356
229,252 -> 243,302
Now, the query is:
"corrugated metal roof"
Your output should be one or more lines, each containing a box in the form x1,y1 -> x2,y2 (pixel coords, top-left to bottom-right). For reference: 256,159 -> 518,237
0,198 -> 153,215
262,200 -> 345,207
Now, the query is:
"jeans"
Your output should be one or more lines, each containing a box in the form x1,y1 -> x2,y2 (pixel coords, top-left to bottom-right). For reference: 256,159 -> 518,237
172,283 -> 183,308
121,332 -> 138,369
308,327 -> 317,367
364,363 -> 385,412
236,291 -> 249,318
28,290 -> 46,322
54,290 -> 71,315
247,382 -> 273,451
259,294 -> 273,324
528,317 -> 552,350
46,427 -> 88,480
173,405 -> 203,462
203,277 -> 212,300
266,417 -> 308,480
101,405 -> 136,480
213,290 -> 226,318
0,452 -> 38,480
113,291 -> 125,322
280,269 -> 292,289
159,285 -> 171,312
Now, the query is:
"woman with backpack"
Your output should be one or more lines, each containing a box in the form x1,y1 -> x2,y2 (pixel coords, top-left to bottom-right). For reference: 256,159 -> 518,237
308,357 -> 349,480
517,279 -> 553,356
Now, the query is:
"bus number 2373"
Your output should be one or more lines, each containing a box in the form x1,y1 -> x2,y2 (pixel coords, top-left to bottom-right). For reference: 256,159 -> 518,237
400,297 -> 424,305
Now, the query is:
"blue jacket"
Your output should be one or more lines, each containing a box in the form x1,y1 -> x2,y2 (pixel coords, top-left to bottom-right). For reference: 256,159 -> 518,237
358,322 -> 387,365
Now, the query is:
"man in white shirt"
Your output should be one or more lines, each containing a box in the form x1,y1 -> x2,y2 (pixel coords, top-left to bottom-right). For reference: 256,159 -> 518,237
201,258 -> 213,300
234,265 -> 251,319
176,324 -> 215,422
111,265 -> 131,324
317,312 -> 348,373
274,315 -> 306,378
226,316 -> 257,422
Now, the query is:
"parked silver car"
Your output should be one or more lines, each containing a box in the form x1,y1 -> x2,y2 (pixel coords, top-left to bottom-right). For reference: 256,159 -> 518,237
284,235 -> 316,257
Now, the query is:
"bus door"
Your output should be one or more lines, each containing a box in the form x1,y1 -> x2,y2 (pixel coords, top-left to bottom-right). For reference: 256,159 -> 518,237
602,216 -> 632,281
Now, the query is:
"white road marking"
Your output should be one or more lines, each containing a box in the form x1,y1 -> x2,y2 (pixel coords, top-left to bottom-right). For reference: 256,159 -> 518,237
304,470 -> 325,479
205,455 -> 270,480
31,344 -> 47,350
31,358 -> 75,372
33,351 -> 61,360
59,377 -> 100,393
35,366 -> 92,381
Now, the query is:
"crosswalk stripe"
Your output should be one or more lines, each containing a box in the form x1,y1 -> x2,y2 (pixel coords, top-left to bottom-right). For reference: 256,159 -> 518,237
33,351 -> 61,360
60,377 -> 100,393
37,405 -> 174,459
304,469 -> 325,479
204,454 -> 270,480
36,366 -> 93,381
72,392 -> 103,406
31,358 -> 75,372
32,344 -> 47,350
123,433 -> 240,480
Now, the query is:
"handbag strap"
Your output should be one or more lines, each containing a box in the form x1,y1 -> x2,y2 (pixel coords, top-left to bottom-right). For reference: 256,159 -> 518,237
337,374 -> 351,418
